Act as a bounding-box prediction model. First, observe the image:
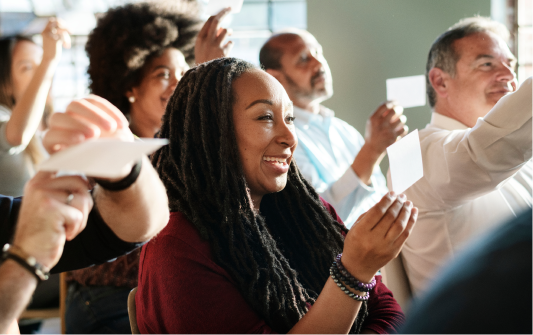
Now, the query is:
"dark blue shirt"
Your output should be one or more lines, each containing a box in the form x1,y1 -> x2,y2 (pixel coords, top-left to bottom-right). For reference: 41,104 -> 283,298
0,195 -> 143,274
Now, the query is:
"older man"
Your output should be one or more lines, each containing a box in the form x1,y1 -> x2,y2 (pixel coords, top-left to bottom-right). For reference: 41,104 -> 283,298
397,17 -> 532,295
260,29 -> 406,226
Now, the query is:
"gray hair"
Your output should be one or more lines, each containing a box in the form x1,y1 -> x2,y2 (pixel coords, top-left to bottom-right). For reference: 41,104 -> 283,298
426,16 -> 510,107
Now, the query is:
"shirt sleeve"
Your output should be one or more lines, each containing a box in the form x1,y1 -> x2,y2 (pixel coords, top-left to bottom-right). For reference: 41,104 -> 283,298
413,77 -> 532,208
295,130 -> 387,224
51,205 -> 144,274
0,195 -> 20,247
0,108 -> 26,155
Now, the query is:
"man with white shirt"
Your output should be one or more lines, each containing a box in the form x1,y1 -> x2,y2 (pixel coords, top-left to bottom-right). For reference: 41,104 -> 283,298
260,29 -> 407,226
396,17 -> 532,295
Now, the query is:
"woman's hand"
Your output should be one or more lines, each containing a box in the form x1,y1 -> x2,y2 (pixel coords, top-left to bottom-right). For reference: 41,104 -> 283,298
342,192 -> 418,283
195,8 -> 233,64
41,18 -> 71,63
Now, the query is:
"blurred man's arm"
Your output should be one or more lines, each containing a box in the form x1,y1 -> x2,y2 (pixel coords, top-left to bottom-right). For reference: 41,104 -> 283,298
43,96 -> 169,243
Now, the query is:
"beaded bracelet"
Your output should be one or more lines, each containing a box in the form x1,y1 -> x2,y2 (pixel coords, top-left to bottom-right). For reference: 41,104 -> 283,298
330,264 -> 369,301
335,253 -> 376,292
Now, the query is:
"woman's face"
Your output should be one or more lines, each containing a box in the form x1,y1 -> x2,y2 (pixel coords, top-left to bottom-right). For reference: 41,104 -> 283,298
232,69 -> 297,206
129,47 -> 189,136
11,40 -> 42,102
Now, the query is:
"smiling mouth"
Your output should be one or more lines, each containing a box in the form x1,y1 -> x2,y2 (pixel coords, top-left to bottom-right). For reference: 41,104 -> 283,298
263,156 -> 289,166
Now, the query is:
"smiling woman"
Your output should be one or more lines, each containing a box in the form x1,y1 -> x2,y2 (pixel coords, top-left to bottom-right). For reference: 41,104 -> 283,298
138,57 -> 418,334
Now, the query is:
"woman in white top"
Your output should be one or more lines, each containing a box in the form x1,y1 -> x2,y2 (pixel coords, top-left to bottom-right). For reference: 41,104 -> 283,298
0,19 -> 70,196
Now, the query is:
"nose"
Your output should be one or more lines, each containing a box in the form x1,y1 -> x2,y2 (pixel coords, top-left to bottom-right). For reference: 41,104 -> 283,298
497,61 -> 516,84
277,121 -> 297,149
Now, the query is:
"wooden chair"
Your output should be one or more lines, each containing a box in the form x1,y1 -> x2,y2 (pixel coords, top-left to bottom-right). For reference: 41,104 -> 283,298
127,287 -> 140,334
19,272 -> 69,334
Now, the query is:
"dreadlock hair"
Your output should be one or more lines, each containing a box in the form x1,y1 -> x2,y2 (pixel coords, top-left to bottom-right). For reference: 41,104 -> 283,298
86,0 -> 202,115
152,57 -> 368,333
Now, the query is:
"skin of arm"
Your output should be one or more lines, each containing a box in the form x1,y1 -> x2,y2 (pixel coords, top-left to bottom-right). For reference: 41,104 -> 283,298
0,171 -> 92,334
352,102 -> 407,185
5,19 -> 70,147
43,95 -> 169,243
0,260 -> 37,334
288,193 -> 417,334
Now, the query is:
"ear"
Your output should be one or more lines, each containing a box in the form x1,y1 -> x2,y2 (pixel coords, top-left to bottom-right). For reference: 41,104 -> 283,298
265,68 -> 284,83
428,67 -> 449,100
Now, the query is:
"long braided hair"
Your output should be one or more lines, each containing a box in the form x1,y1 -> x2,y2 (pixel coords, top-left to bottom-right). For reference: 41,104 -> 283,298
152,57 -> 368,333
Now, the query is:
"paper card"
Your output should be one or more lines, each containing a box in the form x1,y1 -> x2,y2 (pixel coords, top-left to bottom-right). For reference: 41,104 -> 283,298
386,75 -> 426,108
386,129 -> 423,194
39,138 -> 168,179
202,0 -> 244,15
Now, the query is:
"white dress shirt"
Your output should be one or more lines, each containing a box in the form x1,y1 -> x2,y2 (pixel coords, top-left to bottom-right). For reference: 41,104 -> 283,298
399,77 -> 532,295
292,105 -> 388,227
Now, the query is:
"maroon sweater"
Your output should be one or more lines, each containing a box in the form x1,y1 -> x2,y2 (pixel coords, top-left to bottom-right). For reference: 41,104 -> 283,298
137,200 -> 404,333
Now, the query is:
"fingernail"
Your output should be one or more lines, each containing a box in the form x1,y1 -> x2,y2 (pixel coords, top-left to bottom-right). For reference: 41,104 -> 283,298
389,191 -> 396,198
398,194 -> 406,202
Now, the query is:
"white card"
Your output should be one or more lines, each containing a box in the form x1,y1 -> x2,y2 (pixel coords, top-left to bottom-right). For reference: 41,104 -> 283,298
39,138 -> 168,179
386,75 -> 426,108
386,129 -> 423,194
202,0 -> 244,15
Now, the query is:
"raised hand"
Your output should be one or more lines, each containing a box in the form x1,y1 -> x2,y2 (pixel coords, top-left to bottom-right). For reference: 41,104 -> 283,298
342,192 -> 417,282
42,18 -> 71,63
364,101 -> 408,155
43,95 -> 133,154
195,8 -> 234,64
12,172 -> 93,270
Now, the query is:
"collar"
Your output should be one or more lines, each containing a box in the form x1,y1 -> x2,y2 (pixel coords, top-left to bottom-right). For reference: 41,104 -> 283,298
430,112 -> 469,130
293,105 -> 335,125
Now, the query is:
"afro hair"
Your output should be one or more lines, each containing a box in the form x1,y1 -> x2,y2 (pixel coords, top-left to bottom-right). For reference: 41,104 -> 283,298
86,0 -> 202,115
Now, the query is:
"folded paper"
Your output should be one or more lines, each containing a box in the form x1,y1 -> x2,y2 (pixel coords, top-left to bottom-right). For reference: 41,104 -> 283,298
387,129 -> 423,194
39,138 -> 168,179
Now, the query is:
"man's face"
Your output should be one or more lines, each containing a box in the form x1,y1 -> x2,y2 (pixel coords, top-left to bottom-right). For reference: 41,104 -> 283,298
276,33 -> 333,106
444,31 -> 517,125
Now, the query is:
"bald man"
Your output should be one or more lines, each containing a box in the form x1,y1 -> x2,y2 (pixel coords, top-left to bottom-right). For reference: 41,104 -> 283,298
260,29 -> 407,226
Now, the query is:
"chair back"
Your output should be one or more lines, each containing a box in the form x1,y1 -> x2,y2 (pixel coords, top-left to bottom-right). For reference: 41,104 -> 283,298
381,253 -> 413,312
127,287 -> 140,334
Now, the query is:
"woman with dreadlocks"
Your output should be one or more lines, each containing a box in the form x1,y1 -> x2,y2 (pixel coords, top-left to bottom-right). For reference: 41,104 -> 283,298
138,58 -> 417,334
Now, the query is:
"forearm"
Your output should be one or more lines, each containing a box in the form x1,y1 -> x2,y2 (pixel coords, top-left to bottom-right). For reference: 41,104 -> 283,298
352,144 -> 384,186
0,260 -> 38,333
6,58 -> 58,146
288,277 -> 364,334
93,155 -> 169,242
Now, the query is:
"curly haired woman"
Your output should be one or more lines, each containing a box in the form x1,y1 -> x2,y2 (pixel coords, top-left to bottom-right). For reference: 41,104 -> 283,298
137,58 -> 417,333
63,2 -> 232,333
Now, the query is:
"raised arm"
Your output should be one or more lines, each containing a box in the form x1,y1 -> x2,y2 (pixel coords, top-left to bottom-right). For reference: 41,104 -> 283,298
418,77 -> 532,207
0,172 -> 92,334
4,19 -> 69,147
43,95 -> 169,243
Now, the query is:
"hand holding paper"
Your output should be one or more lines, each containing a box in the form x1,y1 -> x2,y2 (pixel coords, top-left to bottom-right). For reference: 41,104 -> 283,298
39,138 -> 168,179
387,129 -> 423,194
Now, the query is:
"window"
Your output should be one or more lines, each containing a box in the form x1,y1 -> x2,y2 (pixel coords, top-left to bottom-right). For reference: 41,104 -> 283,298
516,0 -> 532,84
0,0 -> 307,110
214,0 -> 307,65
